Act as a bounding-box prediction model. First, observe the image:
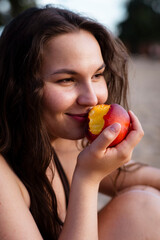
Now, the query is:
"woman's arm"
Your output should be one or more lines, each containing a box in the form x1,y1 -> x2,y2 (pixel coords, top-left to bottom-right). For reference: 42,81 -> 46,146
0,123 -> 122,240
99,111 -> 160,196
60,111 -> 143,240
0,111 -> 143,240
0,155 -> 43,240
99,161 -> 160,196
0,124 -> 120,240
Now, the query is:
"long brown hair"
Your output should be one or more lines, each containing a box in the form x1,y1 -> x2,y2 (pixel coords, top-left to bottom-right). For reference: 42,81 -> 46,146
0,6 -> 129,239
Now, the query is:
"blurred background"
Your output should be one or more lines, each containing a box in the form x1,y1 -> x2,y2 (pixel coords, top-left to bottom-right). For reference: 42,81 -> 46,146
0,0 -> 160,169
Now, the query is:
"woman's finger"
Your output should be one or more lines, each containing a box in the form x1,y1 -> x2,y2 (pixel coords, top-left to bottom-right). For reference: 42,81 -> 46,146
118,110 -> 144,150
129,110 -> 144,132
89,123 -> 121,154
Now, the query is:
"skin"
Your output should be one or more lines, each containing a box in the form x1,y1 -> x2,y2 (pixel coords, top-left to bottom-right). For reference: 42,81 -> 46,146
41,30 -> 108,141
1,29 -> 160,240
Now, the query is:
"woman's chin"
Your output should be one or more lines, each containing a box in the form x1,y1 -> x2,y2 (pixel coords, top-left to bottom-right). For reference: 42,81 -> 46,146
67,131 -> 86,140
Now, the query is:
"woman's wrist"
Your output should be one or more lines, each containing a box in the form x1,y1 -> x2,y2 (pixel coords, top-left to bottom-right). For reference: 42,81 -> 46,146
73,163 -> 101,189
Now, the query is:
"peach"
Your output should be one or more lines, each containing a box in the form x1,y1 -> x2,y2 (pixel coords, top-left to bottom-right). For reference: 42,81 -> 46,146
86,104 -> 130,147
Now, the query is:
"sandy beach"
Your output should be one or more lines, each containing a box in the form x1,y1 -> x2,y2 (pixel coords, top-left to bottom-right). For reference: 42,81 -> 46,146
129,55 -> 160,168
98,55 -> 160,209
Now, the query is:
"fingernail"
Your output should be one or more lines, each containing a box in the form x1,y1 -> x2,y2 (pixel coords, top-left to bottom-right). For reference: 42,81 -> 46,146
109,123 -> 121,133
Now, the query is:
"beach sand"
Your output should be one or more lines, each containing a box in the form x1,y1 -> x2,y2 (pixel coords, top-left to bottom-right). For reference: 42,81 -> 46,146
129,56 -> 160,168
98,55 -> 160,209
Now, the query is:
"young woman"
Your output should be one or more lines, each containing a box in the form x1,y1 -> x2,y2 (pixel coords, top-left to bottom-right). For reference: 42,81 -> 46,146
0,6 -> 160,240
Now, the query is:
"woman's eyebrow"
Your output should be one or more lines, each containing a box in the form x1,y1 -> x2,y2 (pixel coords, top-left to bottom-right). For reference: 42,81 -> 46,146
96,63 -> 106,71
51,63 -> 106,75
51,69 -> 77,75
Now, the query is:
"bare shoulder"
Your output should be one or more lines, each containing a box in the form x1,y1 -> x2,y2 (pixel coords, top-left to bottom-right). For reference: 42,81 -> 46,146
0,153 -> 19,185
0,154 -> 42,239
0,153 -> 31,209
0,154 -> 30,208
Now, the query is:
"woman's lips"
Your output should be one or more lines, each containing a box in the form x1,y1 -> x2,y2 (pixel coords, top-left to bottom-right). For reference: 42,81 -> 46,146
66,113 -> 88,123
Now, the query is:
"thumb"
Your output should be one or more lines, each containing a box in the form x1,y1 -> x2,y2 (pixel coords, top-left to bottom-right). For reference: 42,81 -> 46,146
91,123 -> 121,152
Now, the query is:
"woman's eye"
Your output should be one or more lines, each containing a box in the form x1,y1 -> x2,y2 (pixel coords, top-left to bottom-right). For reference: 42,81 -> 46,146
95,73 -> 103,77
93,72 -> 105,79
57,78 -> 75,85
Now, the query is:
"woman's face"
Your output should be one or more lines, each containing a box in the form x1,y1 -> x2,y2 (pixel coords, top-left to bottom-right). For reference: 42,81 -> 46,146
41,30 -> 108,141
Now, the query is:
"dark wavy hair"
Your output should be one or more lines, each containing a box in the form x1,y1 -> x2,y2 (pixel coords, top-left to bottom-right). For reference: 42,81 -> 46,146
0,6 -> 129,239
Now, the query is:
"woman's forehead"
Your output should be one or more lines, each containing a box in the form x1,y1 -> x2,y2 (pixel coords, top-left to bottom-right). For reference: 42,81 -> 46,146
41,30 -> 104,73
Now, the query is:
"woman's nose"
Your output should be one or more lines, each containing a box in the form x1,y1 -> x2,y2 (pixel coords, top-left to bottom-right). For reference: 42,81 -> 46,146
77,83 -> 98,106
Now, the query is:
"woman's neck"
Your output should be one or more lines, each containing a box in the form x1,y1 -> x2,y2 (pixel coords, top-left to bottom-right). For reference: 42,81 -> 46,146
52,138 -> 82,154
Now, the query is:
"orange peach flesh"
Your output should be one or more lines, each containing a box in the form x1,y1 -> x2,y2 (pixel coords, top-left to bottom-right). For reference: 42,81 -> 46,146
88,104 -> 110,135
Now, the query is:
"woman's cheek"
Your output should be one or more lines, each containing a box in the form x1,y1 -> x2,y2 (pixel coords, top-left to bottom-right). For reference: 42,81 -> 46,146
43,84 -> 75,110
95,82 -> 108,104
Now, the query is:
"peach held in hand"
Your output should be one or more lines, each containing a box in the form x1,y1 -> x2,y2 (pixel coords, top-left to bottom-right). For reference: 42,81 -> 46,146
86,104 -> 130,147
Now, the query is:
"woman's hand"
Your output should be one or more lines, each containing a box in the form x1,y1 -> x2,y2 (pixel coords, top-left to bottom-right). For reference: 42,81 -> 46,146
76,110 -> 144,185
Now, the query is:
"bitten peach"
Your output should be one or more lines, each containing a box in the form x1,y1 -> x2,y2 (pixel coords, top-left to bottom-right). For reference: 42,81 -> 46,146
86,104 -> 130,147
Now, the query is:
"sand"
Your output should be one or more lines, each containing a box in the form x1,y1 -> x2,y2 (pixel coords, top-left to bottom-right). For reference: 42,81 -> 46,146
129,55 -> 160,168
98,55 -> 160,209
